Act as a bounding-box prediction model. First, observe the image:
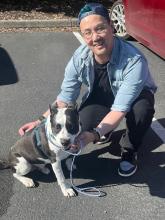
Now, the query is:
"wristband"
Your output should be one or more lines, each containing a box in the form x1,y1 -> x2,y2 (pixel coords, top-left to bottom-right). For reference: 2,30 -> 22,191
38,115 -> 46,122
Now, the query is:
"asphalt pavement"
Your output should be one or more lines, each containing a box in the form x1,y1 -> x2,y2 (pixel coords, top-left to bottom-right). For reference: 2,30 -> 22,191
0,31 -> 165,220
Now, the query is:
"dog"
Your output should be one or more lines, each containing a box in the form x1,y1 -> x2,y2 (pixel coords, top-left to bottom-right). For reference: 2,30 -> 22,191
0,104 -> 81,197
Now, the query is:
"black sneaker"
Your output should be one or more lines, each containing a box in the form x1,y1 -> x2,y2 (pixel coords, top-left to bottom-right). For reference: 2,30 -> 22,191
96,132 -> 112,145
118,152 -> 138,177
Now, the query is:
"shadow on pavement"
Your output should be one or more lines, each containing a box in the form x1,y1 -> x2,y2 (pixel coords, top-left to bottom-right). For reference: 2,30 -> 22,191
28,119 -> 165,199
1,121 -> 164,216
0,169 -> 14,216
0,47 -> 19,85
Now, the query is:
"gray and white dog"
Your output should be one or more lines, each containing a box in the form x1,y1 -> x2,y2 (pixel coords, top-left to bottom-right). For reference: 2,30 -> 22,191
0,104 -> 81,197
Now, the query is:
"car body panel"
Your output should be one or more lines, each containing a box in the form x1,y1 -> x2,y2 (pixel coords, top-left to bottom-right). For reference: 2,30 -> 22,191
123,0 -> 165,58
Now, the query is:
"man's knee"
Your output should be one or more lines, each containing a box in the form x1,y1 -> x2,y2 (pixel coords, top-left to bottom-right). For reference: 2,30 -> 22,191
128,99 -> 155,125
79,104 -> 110,131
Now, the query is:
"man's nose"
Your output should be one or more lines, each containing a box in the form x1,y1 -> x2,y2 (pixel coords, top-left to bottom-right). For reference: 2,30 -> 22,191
92,31 -> 102,40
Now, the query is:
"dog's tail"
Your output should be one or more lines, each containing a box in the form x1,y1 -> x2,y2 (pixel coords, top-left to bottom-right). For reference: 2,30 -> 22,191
0,160 -> 11,169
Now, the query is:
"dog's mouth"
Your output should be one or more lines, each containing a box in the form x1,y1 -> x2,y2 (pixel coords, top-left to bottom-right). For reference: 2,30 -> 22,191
62,143 -> 80,153
63,144 -> 71,151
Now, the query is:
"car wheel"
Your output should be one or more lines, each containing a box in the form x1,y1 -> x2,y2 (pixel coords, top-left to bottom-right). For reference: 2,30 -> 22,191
109,0 -> 129,39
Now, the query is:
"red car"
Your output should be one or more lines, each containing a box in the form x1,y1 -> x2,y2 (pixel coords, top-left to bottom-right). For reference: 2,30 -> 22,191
110,0 -> 165,59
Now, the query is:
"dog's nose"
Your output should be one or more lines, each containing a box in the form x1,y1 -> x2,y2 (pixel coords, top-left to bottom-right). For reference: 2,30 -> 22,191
60,138 -> 70,147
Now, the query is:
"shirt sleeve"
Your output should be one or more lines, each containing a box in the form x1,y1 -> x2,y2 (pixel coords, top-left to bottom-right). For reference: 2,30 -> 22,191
57,55 -> 82,103
111,56 -> 149,112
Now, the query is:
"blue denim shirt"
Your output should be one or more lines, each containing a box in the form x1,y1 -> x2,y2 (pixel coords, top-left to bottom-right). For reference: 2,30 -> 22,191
57,37 -> 157,112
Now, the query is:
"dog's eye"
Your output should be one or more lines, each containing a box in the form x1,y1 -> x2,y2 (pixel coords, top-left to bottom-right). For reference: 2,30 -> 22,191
56,124 -> 61,131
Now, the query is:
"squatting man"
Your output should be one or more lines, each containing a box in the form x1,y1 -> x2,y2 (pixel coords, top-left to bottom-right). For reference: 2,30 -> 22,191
19,3 -> 157,177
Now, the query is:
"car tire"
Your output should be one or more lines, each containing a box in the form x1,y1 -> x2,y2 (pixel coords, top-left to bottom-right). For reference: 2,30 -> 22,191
109,0 -> 130,39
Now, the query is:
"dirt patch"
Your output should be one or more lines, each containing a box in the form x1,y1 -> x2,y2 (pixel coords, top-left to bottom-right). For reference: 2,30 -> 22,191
0,0 -> 112,20
0,1 -> 112,32
0,1 -> 72,21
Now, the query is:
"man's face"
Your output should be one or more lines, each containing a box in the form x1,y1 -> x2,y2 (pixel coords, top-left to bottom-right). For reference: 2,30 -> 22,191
80,14 -> 114,63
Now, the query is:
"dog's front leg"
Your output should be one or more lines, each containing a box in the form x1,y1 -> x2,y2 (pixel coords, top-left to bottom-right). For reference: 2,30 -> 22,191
51,160 -> 76,197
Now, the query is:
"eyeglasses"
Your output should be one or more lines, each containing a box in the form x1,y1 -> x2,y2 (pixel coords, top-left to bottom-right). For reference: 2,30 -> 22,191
81,24 -> 108,39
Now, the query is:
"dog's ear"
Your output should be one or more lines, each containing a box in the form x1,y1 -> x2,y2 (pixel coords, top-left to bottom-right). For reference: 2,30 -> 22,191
67,103 -> 78,110
49,104 -> 58,115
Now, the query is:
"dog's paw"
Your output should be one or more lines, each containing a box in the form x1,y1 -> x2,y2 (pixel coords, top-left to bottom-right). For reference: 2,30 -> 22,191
24,179 -> 36,188
13,174 -> 36,188
62,187 -> 76,197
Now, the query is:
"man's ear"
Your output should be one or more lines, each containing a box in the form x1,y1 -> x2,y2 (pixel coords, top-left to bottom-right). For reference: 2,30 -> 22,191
109,20 -> 115,33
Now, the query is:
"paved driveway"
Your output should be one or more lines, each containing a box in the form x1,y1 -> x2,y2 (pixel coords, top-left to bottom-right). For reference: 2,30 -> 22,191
0,32 -> 165,220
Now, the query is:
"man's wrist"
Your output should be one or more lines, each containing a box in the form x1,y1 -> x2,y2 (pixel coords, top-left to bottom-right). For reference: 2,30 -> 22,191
38,115 -> 46,122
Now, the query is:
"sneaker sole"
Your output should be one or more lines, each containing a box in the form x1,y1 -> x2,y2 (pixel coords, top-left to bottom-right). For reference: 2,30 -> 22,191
118,166 -> 137,177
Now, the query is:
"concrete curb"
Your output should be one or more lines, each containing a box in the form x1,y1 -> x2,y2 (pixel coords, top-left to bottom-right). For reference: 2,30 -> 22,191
0,18 -> 78,29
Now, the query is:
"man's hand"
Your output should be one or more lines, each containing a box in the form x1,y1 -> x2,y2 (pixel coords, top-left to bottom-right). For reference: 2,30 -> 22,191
70,131 -> 96,152
77,131 -> 96,146
55,100 -> 68,108
18,120 -> 40,136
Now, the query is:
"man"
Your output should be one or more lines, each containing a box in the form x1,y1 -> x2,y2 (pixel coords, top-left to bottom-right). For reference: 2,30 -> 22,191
19,3 -> 157,177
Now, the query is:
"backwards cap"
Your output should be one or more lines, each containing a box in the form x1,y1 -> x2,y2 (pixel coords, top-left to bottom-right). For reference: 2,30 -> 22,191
78,3 -> 110,24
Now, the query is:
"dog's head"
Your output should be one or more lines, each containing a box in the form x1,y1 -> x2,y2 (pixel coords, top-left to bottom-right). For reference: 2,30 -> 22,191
48,103 -> 81,151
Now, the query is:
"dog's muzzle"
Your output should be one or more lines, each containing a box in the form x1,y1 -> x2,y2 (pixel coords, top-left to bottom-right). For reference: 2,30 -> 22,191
60,138 -> 71,150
